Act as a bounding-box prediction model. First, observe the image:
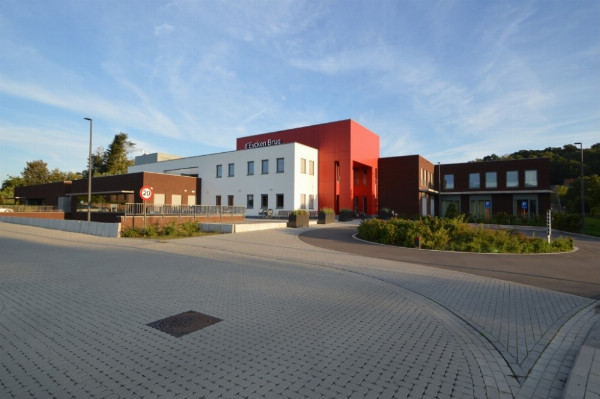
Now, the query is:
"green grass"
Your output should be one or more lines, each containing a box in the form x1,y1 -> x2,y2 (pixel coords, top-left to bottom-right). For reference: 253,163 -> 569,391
585,217 -> 600,237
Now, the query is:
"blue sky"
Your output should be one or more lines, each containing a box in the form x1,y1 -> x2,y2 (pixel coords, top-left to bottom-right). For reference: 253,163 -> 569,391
1,0 -> 598,181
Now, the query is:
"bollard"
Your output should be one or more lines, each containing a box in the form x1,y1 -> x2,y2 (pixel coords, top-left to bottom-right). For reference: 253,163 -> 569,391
415,236 -> 421,249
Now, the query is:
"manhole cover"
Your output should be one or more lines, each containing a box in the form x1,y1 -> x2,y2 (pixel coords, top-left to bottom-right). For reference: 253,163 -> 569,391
146,310 -> 222,338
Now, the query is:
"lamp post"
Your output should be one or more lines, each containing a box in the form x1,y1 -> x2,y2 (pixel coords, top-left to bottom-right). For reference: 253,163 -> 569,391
437,162 -> 441,217
574,142 -> 585,233
84,118 -> 93,222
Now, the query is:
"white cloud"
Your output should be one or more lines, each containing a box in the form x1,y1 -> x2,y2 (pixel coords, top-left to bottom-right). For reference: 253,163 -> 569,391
154,24 -> 174,37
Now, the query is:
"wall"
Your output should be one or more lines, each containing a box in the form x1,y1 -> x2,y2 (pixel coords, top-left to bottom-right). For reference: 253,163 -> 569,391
0,216 -> 121,237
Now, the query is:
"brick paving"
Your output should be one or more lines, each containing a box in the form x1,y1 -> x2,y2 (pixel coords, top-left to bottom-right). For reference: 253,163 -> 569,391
0,221 -> 598,398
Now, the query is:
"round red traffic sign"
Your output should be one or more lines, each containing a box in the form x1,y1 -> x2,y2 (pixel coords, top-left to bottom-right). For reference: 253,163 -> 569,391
139,186 -> 153,201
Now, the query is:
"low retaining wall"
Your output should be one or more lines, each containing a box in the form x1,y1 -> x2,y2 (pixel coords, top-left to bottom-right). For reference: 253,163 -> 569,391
0,216 -> 121,237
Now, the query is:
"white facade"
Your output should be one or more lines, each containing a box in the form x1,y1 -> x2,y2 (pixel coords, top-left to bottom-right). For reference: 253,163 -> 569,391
128,143 -> 319,217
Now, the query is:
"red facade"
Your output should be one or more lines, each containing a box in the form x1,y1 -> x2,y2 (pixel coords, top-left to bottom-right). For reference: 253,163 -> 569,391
236,119 -> 380,214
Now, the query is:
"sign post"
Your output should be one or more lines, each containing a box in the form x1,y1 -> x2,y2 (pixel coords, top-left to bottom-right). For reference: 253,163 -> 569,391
139,186 -> 153,229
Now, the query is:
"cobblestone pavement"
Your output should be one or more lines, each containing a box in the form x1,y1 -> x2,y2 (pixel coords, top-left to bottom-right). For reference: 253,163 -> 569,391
0,222 -> 598,398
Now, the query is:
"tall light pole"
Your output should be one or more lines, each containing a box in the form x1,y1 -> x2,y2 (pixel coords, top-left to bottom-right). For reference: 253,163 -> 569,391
437,162 -> 441,217
574,142 -> 584,233
84,118 -> 93,222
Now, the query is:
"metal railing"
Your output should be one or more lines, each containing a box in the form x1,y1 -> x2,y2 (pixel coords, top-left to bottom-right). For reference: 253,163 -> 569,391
124,203 -> 246,217
0,205 -> 60,213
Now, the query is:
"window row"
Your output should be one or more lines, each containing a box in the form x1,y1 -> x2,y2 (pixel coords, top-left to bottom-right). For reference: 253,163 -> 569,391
299,158 -> 315,175
444,170 -> 538,190
217,193 -> 316,210
216,158 -> 285,178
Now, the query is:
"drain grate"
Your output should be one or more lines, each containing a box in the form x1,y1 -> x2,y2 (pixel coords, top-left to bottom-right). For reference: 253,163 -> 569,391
146,310 -> 222,338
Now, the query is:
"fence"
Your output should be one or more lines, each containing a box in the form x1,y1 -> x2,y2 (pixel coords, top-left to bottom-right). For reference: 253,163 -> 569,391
124,203 -> 246,218
0,205 -> 59,213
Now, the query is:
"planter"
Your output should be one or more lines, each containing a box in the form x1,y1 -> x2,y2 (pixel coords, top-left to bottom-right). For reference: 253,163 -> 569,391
287,213 -> 309,228
317,211 -> 335,224
338,209 -> 354,222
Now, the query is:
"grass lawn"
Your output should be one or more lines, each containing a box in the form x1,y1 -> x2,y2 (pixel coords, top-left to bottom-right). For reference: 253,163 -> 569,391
585,216 -> 600,237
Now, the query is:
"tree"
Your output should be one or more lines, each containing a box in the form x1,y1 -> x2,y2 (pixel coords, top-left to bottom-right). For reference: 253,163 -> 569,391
21,160 -> 50,186
103,132 -> 134,175
0,175 -> 23,204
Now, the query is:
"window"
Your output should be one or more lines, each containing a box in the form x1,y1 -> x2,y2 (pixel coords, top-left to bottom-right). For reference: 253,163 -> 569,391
354,169 -> 358,185
309,195 -> 315,209
216,195 -> 221,206
247,161 -> 254,176
300,158 -> 306,174
228,195 -> 234,206
261,194 -> 268,208
507,171 -> 519,188
300,194 -> 306,209
277,158 -> 284,173
247,194 -> 254,209
228,163 -> 234,177
309,160 -> 315,175
276,194 -> 284,209
469,173 -> 480,189
525,170 -> 538,187
485,172 -> 497,188
262,159 -> 269,174
335,162 -> 340,182
363,168 -> 367,185
216,164 -> 222,178
444,174 -> 454,190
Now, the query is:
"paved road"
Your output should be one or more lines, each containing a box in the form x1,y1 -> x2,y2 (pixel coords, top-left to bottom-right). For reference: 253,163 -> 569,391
300,225 -> 600,299
0,222 -> 598,398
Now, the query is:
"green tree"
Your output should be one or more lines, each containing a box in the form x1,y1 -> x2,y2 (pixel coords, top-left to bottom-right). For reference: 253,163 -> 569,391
103,132 -> 134,175
0,175 -> 23,204
21,160 -> 50,185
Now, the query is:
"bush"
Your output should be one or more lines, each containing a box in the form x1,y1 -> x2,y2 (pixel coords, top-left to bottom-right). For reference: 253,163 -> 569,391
291,209 -> 309,215
553,213 -> 581,233
121,221 -> 204,239
357,216 -> 573,253
320,207 -> 334,214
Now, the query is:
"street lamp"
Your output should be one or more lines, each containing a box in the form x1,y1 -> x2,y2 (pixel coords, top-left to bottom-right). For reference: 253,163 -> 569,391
574,142 -> 584,233
84,118 -> 93,222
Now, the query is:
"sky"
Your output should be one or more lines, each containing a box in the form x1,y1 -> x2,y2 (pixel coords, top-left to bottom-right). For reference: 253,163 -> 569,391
1,0 -> 598,182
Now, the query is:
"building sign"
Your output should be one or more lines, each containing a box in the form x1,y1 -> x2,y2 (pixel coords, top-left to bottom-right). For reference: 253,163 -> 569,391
244,138 -> 282,150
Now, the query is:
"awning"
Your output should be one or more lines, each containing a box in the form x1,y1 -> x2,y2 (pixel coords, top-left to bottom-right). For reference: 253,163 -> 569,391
67,190 -> 135,196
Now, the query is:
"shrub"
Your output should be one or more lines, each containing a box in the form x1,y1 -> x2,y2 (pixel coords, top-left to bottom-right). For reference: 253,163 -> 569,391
320,207 -> 334,214
291,209 -> 309,215
357,216 -> 573,253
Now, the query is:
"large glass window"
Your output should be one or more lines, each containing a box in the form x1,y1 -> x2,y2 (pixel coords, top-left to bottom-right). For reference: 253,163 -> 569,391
247,161 -> 254,176
216,195 -> 221,206
444,174 -> 454,190
300,194 -> 306,209
469,173 -> 480,189
261,194 -> 268,208
261,159 -> 269,174
247,194 -> 254,209
228,163 -> 234,177
216,164 -> 222,178
309,195 -> 315,209
309,160 -> 315,175
300,158 -> 306,174
485,172 -> 497,188
276,158 -> 284,173
507,171 -> 519,188
276,194 -> 284,209
227,195 -> 234,206
525,170 -> 538,187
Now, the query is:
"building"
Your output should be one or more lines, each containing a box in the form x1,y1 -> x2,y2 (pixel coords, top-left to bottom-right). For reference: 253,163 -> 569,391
128,142 -> 319,217
378,155 -> 437,217
437,158 -> 551,220
130,119 -> 380,216
14,119 -> 552,222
